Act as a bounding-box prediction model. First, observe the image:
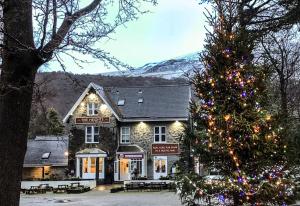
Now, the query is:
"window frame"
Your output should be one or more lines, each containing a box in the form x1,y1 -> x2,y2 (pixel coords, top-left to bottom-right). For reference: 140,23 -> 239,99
85,126 -> 100,143
153,126 -> 166,143
87,102 -> 98,116
120,127 -> 131,144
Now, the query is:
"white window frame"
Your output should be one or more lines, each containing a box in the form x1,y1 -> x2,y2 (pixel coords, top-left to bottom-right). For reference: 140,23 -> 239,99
154,126 -> 166,143
87,102 -> 98,116
120,127 -> 130,144
85,126 -> 99,143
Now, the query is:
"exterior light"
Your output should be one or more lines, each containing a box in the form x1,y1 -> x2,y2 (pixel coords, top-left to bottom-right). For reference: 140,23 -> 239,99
89,93 -> 97,100
100,104 -> 107,112
64,151 -> 69,156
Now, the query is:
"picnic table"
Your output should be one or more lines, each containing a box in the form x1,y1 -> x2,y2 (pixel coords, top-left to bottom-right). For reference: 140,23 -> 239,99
53,184 -> 69,193
124,181 -> 169,192
25,184 -> 52,194
66,182 -> 90,194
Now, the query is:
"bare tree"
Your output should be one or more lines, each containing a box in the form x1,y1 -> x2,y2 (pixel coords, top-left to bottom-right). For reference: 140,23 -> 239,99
0,1 -> 156,205
201,0 -> 300,38
261,29 -> 300,119
259,28 -> 300,164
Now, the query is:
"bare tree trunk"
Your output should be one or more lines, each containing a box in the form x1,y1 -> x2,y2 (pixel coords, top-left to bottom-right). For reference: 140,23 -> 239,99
0,63 -> 37,205
0,1 -> 42,205
279,77 -> 288,118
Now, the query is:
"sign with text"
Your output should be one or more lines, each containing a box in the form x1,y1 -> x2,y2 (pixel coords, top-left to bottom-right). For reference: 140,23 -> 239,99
151,143 -> 180,155
75,117 -> 110,124
119,154 -> 144,159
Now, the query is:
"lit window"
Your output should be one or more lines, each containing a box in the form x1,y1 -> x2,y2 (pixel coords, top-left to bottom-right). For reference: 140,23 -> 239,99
138,98 -> 143,103
120,127 -> 130,144
90,158 -> 96,173
117,99 -> 125,106
154,126 -> 166,143
83,158 -> 88,173
41,152 -> 51,159
99,158 -> 104,173
87,102 -> 98,116
155,158 -> 166,173
85,126 -> 99,143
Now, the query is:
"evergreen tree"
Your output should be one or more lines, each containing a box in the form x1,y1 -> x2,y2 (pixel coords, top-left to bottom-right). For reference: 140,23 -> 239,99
177,1 -> 294,205
46,108 -> 64,135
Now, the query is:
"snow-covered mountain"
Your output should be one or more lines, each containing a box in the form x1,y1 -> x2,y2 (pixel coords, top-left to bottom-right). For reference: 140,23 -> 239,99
102,52 -> 202,79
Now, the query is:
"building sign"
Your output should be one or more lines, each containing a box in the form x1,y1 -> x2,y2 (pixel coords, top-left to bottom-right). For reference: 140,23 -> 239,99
151,143 -> 180,155
119,154 -> 144,159
75,117 -> 110,124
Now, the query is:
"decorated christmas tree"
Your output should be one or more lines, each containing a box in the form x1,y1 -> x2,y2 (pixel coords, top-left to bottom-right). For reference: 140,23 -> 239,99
177,1 -> 294,205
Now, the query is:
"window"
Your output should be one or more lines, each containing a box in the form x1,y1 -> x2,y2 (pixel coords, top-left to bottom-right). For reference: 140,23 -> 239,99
87,102 -> 98,116
99,158 -> 104,173
120,127 -> 130,144
83,158 -> 88,173
90,158 -> 96,173
130,159 -> 143,178
154,158 -> 166,173
85,126 -> 99,143
154,126 -> 166,142
117,99 -> 125,106
138,98 -> 143,103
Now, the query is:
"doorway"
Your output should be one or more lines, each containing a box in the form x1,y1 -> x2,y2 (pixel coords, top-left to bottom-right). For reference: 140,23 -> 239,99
120,159 -> 130,181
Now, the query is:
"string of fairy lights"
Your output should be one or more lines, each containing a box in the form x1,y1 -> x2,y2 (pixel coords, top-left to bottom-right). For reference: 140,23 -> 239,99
184,2 -> 291,205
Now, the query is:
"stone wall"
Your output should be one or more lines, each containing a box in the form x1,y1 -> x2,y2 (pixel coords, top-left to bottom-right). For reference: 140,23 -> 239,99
67,90 -> 118,182
120,121 -> 184,178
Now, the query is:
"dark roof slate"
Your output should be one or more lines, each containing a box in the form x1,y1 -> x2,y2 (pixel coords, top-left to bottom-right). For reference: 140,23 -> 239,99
23,136 -> 68,167
117,145 -> 144,153
105,84 -> 190,119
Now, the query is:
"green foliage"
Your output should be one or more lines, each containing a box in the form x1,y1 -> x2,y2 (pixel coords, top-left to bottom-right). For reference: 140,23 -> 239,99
177,1 -> 294,205
46,107 -> 64,135
28,107 -> 64,137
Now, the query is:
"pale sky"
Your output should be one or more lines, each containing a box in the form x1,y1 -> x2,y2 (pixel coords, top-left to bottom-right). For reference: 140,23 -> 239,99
45,0 -> 208,74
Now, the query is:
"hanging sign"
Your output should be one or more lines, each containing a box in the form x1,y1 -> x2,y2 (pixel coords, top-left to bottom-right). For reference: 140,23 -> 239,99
151,143 -> 180,155
119,154 -> 144,159
75,117 -> 110,124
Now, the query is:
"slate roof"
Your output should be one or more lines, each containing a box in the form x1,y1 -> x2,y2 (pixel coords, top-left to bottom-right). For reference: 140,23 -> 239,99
63,83 -> 191,122
76,148 -> 106,154
106,84 -> 190,120
116,145 -> 144,153
23,136 -> 68,167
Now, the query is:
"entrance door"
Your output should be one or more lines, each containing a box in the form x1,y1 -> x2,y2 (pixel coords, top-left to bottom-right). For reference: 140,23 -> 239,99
120,159 -> 130,181
153,156 -> 167,179
81,157 -> 105,179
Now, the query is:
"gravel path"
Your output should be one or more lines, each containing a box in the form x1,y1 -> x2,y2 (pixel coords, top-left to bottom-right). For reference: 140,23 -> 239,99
20,189 -> 182,206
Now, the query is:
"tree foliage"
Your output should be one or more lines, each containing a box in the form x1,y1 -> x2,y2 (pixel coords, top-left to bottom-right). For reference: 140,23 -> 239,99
177,1 -> 294,205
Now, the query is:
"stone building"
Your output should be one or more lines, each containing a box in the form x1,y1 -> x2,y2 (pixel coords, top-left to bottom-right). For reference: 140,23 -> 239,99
63,83 -> 190,183
22,136 -> 68,180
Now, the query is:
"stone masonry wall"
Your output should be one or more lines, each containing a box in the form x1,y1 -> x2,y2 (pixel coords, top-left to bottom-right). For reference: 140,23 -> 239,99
120,121 -> 184,178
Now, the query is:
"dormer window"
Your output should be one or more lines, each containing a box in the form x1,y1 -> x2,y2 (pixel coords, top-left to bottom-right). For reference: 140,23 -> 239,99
87,102 -> 98,116
118,99 -> 125,106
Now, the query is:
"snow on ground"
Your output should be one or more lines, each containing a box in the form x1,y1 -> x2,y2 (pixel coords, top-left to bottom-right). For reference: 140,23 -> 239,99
20,187 -> 182,206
